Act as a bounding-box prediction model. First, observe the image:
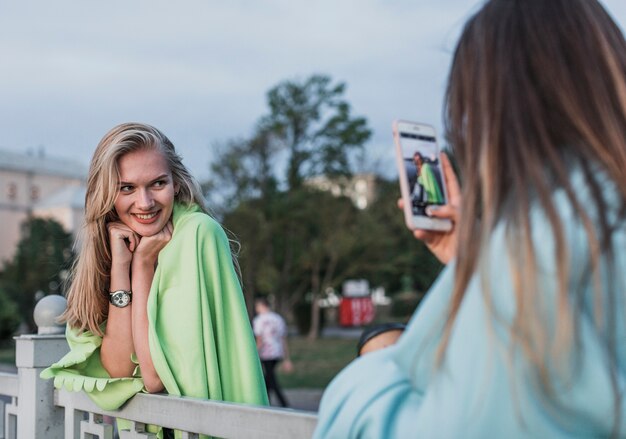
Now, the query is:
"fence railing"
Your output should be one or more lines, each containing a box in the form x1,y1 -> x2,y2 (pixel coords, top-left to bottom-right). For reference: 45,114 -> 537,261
0,295 -> 318,438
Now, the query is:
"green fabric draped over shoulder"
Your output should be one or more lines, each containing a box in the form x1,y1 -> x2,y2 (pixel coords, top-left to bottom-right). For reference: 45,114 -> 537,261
40,323 -> 145,410
418,162 -> 444,204
41,202 -> 268,419
147,203 -> 267,404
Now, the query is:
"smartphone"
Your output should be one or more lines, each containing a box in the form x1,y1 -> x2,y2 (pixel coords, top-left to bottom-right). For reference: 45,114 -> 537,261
393,120 -> 452,232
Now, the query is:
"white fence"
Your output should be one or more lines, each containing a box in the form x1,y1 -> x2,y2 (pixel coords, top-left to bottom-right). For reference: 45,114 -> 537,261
0,296 -> 318,438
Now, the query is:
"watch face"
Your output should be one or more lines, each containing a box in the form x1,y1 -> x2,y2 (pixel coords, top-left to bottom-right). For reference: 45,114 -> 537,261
110,291 -> 131,307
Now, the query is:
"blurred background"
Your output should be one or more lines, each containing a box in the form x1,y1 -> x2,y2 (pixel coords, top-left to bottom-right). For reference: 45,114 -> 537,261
0,0 -> 624,407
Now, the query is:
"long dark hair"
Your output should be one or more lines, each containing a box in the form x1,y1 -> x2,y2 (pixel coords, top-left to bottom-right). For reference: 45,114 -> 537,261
443,0 -> 625,428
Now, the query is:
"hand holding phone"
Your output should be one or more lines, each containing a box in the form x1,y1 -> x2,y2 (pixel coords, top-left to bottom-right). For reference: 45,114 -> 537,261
393,120 -> 452,232
398,153 -> 461,264
393,120 -> 461,263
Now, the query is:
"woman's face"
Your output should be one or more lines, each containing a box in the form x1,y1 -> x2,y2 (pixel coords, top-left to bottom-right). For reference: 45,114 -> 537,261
113,148 -> 179,237
413,153 -> 423,170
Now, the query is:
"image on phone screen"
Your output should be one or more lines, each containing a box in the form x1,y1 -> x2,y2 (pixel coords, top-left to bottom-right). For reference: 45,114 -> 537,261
399,132 -> 446,216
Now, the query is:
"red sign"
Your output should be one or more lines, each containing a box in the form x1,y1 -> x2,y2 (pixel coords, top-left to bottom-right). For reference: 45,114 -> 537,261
339,297 -> 375,327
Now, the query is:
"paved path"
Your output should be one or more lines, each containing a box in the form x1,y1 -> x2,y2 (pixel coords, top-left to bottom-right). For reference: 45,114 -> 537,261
320,326 -> 363,339
289,325 -> 364,340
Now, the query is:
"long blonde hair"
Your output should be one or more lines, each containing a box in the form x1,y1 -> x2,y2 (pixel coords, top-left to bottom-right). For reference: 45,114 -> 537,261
61,123 -> 208,335
443,0 -> 625,425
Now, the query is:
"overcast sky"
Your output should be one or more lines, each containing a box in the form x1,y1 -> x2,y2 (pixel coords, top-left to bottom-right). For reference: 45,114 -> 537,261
1,0 -> 624,180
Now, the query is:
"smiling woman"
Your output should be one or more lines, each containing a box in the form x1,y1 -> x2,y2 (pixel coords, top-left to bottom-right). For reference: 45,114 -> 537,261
40,123 -> 268,438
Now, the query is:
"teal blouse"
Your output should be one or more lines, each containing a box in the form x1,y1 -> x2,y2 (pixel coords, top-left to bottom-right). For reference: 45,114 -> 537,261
41,203 -> 268,437
314,174 -> 625,438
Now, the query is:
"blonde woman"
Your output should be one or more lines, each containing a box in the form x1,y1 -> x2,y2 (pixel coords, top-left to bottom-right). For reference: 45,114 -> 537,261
42,123 -> 267,437
314,0 -> 626,437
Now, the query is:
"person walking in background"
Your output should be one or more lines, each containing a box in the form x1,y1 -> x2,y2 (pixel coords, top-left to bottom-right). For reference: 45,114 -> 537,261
314,0 -> 626,437
253,296 -> 293,407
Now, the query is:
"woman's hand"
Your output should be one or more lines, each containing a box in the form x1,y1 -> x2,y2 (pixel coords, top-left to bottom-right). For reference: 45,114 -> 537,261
133,221 -> 173,267
399,153 -> 461,264
107,222 -> 140,268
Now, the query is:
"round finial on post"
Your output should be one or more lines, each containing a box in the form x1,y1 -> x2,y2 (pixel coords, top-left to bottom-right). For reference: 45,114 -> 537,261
34,295 -> 67,335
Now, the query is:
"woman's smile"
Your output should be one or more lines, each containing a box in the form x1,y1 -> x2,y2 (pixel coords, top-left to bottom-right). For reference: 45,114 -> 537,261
133,211 -> 161,223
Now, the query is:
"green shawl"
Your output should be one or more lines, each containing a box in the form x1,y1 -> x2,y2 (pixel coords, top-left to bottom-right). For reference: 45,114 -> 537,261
417,162 -> 444,204
41,203 -> 268,434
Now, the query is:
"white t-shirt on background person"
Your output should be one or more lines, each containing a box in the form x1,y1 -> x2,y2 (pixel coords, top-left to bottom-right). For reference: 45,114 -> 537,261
253,311 -> 287,361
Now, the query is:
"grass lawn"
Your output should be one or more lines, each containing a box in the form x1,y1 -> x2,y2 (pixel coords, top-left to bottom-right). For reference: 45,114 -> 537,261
277,336 -> 357,389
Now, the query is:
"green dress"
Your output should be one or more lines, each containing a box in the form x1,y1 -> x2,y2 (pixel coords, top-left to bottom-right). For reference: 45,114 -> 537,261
41,202 -> 268,437
418,162 -> 444,204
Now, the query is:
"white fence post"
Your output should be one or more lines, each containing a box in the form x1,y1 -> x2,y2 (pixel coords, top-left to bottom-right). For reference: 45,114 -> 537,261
14,295 -> 69,438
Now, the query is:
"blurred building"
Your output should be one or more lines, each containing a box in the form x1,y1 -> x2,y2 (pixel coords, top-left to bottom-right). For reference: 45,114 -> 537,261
0,148 -> 86,264
305,173 -> 377,209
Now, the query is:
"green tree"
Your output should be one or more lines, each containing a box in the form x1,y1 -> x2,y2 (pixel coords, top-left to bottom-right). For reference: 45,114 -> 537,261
223,187 -> 365,338
295,190 -> 362,338
210,74 -> 372,318
207,75 -> 371,204
207,130 -> 278,214
0,217 -> 74,331
260,74 -> 371,189
209,74 -> 444,335
222,198 -> 276,315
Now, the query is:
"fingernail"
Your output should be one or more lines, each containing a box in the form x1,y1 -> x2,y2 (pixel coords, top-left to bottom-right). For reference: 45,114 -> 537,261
425,207 -> 432,216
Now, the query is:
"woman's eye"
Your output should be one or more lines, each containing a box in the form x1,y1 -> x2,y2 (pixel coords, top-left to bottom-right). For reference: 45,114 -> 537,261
153,180 -> 166,187
120,185 -> 133,193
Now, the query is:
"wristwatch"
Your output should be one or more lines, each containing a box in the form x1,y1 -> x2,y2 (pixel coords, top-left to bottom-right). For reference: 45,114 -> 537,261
109,290 -> 132,308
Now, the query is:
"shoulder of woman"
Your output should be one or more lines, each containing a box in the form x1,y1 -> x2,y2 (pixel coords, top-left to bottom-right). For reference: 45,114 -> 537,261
173,208 -> 228,243
176,209 -> 214,227
174,203 -> 221,230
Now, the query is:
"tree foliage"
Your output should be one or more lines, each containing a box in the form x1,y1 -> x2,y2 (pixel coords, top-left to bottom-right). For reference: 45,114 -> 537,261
208,74 -> 442,337
0,217 -> 74,332
261,75 -> 371,189
208,130 -> 278,214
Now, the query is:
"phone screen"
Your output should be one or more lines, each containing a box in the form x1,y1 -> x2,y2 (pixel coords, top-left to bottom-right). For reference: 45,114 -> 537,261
398,132 -> 446,217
